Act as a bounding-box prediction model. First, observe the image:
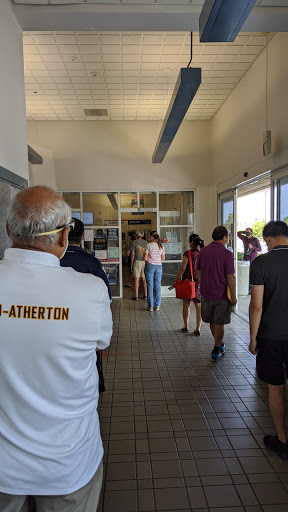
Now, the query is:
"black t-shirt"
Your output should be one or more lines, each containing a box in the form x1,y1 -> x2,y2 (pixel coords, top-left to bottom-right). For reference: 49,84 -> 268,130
61,246 -> 111,299
250,245 -> 288,340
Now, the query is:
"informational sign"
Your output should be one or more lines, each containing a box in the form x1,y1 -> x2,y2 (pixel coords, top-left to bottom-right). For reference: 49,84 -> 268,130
95,250 -> 108,261
108,247 -> 119,259
160,211 -> 180,217
107,228 -> 118,240
84,229 -> 94,242
128,219 -> 151,225
164,242 -> 182,258
105,220 -> 118,226
166,231 -> 177,242
94,229 -> 107,252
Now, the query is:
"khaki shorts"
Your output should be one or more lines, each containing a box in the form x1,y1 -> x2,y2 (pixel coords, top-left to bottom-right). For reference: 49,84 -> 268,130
0,461 -> 103,512
133,260 -> 145,278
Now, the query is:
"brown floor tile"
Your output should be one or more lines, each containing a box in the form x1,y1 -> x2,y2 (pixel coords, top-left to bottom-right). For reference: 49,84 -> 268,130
154,487 -> 190,510
98,300 -> 288,511
203,484 -> 242,508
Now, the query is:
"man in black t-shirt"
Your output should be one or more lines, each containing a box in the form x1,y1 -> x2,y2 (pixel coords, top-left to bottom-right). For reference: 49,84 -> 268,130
249,220 -> 288,459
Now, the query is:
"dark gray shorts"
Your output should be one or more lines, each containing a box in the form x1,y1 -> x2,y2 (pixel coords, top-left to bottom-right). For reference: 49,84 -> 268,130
201,298 -> 232,325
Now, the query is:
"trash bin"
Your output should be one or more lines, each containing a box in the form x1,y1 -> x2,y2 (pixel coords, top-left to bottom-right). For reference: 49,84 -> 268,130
237,261 -> 250,296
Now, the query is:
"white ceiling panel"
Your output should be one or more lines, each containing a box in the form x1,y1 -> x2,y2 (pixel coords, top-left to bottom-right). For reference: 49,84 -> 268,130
14,1 -> 288,4
23,30 -> 273,121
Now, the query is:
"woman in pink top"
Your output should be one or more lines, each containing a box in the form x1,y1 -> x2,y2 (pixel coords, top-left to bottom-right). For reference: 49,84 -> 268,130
144,232 -> 165,311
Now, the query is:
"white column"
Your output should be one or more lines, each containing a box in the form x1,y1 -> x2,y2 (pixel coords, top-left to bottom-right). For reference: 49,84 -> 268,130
0,0 -> 28,180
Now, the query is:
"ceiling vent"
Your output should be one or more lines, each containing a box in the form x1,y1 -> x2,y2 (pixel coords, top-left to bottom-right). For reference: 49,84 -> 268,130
83,109 -> 108,117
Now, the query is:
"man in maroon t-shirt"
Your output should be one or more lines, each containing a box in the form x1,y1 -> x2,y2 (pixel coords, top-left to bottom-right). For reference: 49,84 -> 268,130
197,226 -> 237,361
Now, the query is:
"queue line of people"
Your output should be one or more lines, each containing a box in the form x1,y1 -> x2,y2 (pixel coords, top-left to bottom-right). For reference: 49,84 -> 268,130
1,185 -> 288,512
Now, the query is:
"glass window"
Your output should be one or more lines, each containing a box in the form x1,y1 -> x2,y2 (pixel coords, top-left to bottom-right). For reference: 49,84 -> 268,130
161,262 -> 181,287
120,193 -> 138,209
140,193 -> 157,209
82,193 -> 118,226
62,192 -> 80,209
159,192 -> 194,225
102,263 -> 120,298
160,227 -> 194,261
221,197 -> 233,251
280,177 -> 288,224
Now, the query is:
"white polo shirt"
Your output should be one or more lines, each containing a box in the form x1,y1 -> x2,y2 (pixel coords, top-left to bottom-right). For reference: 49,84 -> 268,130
0,248 -> 112,495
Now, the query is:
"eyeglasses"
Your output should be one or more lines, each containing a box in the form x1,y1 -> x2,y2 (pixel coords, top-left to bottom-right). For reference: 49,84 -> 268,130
35,220 -> 75,237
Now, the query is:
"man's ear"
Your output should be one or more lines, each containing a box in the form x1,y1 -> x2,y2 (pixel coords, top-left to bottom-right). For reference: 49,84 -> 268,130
60,226 -> 69,247
6,221 -> 11,239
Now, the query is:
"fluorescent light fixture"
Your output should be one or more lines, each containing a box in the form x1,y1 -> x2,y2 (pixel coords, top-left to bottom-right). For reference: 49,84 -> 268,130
199,0 -> 257,43
152,68 -> 201,164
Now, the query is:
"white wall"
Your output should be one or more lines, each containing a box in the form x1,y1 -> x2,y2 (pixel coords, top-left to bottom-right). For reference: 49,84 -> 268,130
28,144 -> 57,189
27,120 -> 212,191
212,33 -> 288,186
0,0 -> 28,180
26,33 -> 288,244
27,120 -> 214,241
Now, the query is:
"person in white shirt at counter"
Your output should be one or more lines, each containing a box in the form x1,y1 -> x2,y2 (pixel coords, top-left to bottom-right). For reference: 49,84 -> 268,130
0,185 -> 112,512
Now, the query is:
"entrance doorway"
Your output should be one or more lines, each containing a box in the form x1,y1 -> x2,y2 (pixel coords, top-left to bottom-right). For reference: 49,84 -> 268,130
236,178 -> 270,318
61,190 -> 195,298
121,209 -> 157,298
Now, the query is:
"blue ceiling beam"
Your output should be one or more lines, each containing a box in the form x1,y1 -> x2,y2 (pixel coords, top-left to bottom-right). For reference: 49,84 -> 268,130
152,68 -> 201,164
199,0 -> 257,43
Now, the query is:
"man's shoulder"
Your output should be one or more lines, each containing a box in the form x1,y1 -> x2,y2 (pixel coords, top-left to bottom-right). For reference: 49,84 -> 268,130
60,266 -> 107,291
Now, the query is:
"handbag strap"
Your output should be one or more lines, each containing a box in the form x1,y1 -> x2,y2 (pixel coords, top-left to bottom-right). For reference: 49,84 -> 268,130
188,250 -> 194,282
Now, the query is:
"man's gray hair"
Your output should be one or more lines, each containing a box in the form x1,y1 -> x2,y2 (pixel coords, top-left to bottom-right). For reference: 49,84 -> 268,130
7,186 -> 71,247
137,230 -> 144,238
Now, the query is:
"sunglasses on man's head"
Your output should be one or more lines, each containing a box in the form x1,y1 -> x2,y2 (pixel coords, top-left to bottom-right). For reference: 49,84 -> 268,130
35,220 -> 75,237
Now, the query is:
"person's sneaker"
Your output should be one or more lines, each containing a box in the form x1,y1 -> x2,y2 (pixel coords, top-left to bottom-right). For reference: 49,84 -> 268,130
220,343 -> 226,353
131,296 -> 139,301
194,330 -> 201,336
153,306 -> 160,311
146,307 -> 153,312
263,435 -> 288,459
181,327 -> 189,333
211,349 -> 222,361
142,296 -> 147,300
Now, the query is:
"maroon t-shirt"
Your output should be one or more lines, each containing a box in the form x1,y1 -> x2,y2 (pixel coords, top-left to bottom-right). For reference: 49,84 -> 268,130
197,242 -> 235,301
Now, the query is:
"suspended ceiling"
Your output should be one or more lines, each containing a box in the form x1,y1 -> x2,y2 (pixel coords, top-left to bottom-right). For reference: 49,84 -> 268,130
11,1 -> 288,5
24,31 -> 272,121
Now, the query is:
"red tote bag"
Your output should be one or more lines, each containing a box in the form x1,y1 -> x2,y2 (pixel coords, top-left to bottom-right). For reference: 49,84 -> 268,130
175,250 -> 196,300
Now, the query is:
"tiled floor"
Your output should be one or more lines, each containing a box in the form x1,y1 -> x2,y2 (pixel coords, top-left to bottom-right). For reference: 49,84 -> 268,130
97,297 -> 288,512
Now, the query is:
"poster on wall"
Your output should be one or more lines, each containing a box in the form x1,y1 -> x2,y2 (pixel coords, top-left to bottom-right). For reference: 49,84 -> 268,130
95,250 -> 108,261
107,228 -> 118,240
93,228 -> 107,252
84,229 -> 94,242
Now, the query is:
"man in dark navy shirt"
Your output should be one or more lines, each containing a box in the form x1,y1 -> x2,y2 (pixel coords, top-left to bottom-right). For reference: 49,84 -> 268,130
61,218 -> 111,299
61,217 -> 111,394
249,220 -> 288,459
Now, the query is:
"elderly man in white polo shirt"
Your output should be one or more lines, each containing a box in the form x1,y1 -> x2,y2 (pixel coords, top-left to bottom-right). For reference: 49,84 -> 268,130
0,186 -> 112,512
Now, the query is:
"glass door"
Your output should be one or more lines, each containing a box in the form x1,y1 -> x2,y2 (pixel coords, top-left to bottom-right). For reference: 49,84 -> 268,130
218,189 -> 238,311
159,191 -> 195,296
120,191 -> 157,298
219,193 -> 235,253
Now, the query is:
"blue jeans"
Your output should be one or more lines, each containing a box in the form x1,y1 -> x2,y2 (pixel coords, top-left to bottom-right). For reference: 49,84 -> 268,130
145,263 -> 162,309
